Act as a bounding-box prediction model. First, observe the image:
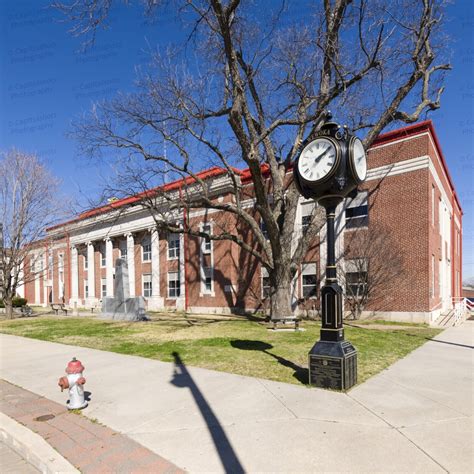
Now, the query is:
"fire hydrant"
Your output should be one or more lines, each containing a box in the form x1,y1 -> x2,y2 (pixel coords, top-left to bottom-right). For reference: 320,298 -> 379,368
58,357 -> 87,410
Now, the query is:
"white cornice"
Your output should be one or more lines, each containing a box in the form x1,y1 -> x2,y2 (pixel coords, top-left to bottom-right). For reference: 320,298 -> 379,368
365,154 -> 453,214
366,155 -> 430,181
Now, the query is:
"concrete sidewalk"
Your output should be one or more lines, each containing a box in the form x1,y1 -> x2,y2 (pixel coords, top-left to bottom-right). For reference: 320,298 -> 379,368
0,322 -> 472,473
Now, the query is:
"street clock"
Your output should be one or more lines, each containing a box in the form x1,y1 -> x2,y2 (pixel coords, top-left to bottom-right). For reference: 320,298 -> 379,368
293,119 -> 367,203
292,113 -> 368,392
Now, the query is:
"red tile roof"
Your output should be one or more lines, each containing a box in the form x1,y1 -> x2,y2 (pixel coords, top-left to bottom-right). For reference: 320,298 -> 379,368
47,166 -> 230,231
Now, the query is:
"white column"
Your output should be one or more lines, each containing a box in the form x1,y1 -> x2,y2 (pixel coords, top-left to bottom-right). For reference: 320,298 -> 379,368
151,229 -> 160,297
70,246 -> 79,303
126,233 -> 136,297
16,262 -> 25,298
176,232 -> 186,310
87,241 -> 96,300
58,253 -> 65,301
42,254 -> 48,307
147,229 -> 164,310
105,237 -> 114,297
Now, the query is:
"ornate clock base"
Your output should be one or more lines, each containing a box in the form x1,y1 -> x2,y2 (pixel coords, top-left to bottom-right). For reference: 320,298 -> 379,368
308,340 -> 357,391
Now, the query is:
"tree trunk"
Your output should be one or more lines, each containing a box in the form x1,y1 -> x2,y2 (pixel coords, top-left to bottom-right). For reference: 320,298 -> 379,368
270,266 -> 294,321
4,294 -> 14,320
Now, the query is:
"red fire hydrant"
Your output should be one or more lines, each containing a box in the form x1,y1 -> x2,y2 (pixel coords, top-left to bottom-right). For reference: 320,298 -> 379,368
58,357 -> 87,409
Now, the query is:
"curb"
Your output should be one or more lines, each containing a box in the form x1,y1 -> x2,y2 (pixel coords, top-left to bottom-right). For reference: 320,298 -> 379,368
0,412 -> 79,474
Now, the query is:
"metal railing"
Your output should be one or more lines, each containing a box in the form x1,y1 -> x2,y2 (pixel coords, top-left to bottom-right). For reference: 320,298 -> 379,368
451,297 -> 472,326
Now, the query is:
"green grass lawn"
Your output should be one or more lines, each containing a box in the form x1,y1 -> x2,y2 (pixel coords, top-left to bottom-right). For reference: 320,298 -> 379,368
0,315 -> 441,386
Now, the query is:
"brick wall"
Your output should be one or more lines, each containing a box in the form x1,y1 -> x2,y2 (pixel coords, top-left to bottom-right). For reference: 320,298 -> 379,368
22,121 -> 463,319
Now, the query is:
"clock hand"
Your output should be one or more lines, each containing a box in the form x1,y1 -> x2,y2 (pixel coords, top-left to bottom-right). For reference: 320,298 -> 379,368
314,147 -> 331,162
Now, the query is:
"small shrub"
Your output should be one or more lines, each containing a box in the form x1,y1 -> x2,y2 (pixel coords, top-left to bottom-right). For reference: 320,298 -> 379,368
12,297 -> 28,307
0,300 -> 4,308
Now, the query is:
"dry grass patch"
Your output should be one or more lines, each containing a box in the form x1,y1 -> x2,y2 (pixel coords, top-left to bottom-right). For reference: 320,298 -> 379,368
0,315 -> 441,387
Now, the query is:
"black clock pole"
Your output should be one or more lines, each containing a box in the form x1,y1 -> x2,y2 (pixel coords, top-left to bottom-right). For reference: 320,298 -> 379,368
308,196 -> 357,391
319,198 -> 344,342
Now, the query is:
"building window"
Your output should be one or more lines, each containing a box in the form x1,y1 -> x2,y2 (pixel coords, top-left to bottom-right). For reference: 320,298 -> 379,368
143,273 -> 152,297
345,259 -> 368,297
84,253 -> 88,270
120,241 -> 127,259
100,244 -> 106,267
84,281 -> 89,298
168,233 -> 180,260
168,271 -> 180,298
101,278 -> 107,298
431,185 -> 435,226
346,272 -> 367,297
202,267 -> 213,294
431,254 -> 435,297
202,223 -> 212,254
261,267 -> 271,298
47,250 -> 53,280
301,201 -> 315,232
439,259 -> 442,296
301,263 -> 318,298
345,192 -> 368,229
142,238 -> 151,262
439,198 -> 442,234
58,253 -> 64,286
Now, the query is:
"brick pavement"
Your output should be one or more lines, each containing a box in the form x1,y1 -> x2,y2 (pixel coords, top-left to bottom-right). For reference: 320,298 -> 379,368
0,380 -> 184,473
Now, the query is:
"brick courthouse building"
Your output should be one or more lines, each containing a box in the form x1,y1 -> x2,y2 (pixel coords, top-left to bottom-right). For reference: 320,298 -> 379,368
18,121 -> 463,324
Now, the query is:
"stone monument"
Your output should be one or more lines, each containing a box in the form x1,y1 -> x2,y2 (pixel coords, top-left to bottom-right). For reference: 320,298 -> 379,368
101,258 -> 148,321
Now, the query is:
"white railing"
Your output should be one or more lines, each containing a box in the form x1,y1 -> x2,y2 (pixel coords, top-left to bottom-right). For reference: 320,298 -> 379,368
451,297 -> 472,326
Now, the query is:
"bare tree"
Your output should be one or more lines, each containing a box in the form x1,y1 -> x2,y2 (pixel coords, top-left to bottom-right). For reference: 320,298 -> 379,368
54,0 -> 450,320
0,150 -> 63,319
339,223 -> 404,319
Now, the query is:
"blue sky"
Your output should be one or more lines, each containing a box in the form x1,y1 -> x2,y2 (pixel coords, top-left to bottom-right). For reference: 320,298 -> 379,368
1,0 -> 473,279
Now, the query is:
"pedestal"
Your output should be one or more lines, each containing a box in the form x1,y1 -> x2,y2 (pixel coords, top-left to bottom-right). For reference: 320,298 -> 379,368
308,283 -> 358,390
308,340 -> 357,390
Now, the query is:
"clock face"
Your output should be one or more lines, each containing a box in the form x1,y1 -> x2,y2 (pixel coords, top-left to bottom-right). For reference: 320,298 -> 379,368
297,138 -> 338,182
350,137 -> 367,182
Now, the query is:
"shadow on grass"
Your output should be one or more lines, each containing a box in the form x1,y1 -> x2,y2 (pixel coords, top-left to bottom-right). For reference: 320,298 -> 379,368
170,352 -> 244,473
230,340 -> 309,385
